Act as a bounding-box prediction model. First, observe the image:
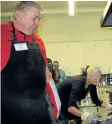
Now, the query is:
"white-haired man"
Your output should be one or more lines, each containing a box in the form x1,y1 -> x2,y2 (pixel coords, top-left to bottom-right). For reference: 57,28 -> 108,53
1,1 -> 53,124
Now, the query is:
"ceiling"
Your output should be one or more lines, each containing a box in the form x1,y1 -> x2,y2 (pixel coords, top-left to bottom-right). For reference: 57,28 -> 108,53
1,1 -> 107,16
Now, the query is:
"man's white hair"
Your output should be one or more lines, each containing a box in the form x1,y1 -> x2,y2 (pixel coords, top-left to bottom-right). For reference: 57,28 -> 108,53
12,1 -> 42,19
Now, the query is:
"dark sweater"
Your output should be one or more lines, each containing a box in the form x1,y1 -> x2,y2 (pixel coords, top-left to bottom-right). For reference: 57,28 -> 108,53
57,76 -> 103,119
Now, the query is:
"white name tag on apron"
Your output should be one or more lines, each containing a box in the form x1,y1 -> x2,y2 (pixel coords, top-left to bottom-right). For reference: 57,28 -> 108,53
14,43 -> 28,51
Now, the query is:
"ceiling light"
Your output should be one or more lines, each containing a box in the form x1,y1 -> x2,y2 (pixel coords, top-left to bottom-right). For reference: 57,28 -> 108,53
68,0 -> 74,16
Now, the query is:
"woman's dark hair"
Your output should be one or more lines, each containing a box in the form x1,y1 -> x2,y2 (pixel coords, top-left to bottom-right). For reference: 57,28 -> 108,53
81,65 -> 90,76
47,58 -> 52,64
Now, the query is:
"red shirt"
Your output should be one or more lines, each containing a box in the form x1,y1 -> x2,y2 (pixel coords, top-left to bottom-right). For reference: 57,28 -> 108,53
1,21 -> 47,71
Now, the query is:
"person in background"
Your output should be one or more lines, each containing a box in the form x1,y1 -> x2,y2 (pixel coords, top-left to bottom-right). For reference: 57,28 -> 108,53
53,61 -> 67,84
47,58 -> 52,64
47,58 -> 54,76
46,61 -> 68,124
57,66 -> 112,124
47,58 -> 58,83
1,1 -> 52,124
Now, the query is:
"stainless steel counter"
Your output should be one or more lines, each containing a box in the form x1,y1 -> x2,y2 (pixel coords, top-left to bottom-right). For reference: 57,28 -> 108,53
97,86 -> 112,88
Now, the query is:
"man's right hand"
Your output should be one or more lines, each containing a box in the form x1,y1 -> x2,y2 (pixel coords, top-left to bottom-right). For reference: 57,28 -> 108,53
81,111 -> 98,124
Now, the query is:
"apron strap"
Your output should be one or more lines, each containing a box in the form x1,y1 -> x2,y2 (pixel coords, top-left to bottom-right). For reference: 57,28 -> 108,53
12,22 -> 17,42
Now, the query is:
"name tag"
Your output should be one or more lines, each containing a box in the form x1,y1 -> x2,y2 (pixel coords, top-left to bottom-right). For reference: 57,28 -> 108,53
14,43 -> 28,51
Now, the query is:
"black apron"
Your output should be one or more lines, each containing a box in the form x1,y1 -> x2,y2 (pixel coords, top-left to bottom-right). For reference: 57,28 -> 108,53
1,23 -> 51,124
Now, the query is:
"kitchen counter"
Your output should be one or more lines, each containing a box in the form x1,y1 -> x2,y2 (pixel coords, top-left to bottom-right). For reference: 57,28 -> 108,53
97,86 -> 112,92
97,85 -> 112,88
97,86 -> 112,113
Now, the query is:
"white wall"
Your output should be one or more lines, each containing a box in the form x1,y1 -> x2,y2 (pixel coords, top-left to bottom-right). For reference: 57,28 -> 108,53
38,13 -> 112,75
38,13 -> 112,42
45,41 -> 112,75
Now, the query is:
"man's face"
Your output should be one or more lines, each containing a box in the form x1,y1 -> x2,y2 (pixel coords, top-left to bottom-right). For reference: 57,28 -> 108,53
53,62 -> 59,70
18,7 -> 41,35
